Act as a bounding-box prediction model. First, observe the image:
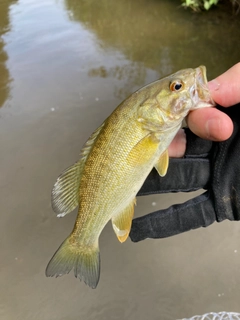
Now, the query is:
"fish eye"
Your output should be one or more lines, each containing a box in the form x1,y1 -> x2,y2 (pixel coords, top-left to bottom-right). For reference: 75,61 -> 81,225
169,80 -> 184,92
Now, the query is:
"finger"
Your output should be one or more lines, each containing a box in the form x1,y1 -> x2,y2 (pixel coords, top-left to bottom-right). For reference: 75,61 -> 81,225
138,156 -> 210,196
187,107 -> 233,141
208,62 -> 240,107
130,191 -> 216,242
168,129 -> 186,157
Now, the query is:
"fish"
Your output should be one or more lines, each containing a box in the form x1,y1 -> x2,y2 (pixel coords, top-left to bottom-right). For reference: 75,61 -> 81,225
46,66 -> 215,288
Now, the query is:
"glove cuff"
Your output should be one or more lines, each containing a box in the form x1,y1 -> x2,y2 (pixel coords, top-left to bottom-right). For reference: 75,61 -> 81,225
211,105 -> 240,221
130,191 -> 216,241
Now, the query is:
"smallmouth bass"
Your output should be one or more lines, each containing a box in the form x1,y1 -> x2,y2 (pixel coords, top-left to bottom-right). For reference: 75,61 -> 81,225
46,66 -> 215,288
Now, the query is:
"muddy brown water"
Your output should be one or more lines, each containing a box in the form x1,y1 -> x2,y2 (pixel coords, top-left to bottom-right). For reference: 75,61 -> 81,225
1,0 -> 240,319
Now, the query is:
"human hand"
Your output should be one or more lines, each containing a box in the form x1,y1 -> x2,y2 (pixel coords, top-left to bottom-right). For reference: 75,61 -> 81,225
130,64 -> 240,242
130,104 -> 240,241
168,63 -> 240,158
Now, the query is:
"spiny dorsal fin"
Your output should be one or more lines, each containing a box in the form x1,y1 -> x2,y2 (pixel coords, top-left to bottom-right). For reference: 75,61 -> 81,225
154,149 -> 169,177
80,122 -> 105,159
111,198 -> 136,243
52,122 -> 105,217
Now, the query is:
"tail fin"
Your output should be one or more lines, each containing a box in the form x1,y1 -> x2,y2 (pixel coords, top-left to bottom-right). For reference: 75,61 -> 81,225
45,237 -> 100,289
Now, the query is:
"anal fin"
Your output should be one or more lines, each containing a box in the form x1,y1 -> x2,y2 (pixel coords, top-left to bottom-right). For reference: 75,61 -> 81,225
112,198 -> 136,243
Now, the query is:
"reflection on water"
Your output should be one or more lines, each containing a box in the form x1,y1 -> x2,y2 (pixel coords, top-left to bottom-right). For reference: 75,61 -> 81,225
0,0 -> 240,319
88,62 -> 148,99
0,0 -> 17,108
65,0 -> 240,78
64,0 -> 191,71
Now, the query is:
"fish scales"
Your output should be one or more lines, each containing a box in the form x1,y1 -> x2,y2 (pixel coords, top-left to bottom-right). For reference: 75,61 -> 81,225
74,108 -> 146,238
46,66 -> 215,288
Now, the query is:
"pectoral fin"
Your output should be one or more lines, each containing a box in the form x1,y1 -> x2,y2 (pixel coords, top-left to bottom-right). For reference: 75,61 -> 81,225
112,198 -> 136,243
127,134 -> 159,166
154,149 -> 169,177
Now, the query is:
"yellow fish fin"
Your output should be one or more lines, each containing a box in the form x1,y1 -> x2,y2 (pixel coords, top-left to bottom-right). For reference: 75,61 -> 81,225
111,198 -> 136,243
52,122 -> 105,217
127,134 -> 159,166
154,149 -> 169,177
80,121 -> 105,158
51,160 -> 84,217
46,235 -> 100,289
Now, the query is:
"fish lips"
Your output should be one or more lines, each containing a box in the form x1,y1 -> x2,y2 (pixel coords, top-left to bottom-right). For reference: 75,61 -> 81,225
192,65 -> 216,109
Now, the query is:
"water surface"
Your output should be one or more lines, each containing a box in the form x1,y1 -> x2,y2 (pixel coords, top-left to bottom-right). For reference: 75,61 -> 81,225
0,0 -> 240,319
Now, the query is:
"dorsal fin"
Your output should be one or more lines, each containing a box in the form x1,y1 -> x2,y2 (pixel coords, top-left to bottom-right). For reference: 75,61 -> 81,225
52,122 -> 105,217
80,122 -> 105,159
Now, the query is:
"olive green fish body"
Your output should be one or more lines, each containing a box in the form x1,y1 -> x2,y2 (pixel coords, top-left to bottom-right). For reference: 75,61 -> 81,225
71,92 -> 184,244
46,66 -> 215,288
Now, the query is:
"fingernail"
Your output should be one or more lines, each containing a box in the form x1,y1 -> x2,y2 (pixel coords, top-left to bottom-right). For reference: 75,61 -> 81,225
208,79 -> 220,92
205,118 -> 221,140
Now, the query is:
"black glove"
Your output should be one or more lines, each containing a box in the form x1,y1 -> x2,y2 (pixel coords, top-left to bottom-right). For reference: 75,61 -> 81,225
130,104 -> 240,242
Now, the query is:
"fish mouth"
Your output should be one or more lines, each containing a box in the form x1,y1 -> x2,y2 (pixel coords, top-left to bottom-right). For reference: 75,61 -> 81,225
193,65 -> 216,109
197,65 -> 208,86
